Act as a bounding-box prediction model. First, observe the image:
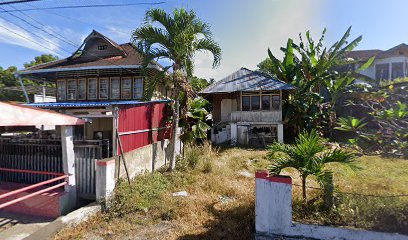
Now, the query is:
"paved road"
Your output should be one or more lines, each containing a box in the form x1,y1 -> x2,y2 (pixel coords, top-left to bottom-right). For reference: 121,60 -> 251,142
0,212 -> 53,240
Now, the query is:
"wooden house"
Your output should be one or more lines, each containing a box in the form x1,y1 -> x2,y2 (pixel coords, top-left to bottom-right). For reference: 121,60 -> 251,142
16,30 -> 172,156
201,68 -> 295,146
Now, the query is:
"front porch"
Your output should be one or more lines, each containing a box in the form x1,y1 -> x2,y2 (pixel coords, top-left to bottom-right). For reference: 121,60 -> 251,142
230,111 -> 282,122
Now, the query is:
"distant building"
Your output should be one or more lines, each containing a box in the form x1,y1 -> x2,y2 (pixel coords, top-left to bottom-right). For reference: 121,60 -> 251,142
345,43 -> 408,83
201,68 -> 295,146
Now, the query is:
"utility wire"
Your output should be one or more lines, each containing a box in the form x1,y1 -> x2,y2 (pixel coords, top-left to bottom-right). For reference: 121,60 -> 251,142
0,22 -> 59,54
0,2 -> 165,13
0,5 -> 144,75
0,5 -> 76,52
24,2 -> 130,35
0,0 -> 42,6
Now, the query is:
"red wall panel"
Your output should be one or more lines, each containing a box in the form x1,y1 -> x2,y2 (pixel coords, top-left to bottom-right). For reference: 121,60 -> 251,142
118,103 -> 171,153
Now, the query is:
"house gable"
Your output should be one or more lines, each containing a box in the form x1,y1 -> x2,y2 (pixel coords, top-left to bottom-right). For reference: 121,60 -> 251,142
71,30 -> 127,61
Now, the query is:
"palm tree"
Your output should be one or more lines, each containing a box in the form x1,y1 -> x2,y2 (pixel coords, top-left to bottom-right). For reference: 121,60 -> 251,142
132,8 -> 221,171
267,130 -> 355,204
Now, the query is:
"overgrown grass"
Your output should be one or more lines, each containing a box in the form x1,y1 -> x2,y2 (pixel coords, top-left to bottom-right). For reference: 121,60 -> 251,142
54,148 -> 408,239
290,155 -> 408,234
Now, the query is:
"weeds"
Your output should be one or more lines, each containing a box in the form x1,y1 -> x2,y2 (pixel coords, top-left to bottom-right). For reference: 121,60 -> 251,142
177,141 -> 218,173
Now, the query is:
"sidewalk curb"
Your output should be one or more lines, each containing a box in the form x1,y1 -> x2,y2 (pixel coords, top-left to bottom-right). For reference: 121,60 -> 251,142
23,202 -> 101,240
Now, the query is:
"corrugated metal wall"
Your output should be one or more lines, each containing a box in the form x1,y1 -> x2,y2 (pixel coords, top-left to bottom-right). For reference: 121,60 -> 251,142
118,102 -> 171,153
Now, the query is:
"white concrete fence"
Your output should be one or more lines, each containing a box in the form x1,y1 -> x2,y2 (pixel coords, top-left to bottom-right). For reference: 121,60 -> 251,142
255,170 -> 408,240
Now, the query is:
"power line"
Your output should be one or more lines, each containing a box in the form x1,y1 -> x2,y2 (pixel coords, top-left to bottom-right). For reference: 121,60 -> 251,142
0,5 -> 76,52
0,2 -> 163,76
23,2 -> 130,36
0,2 -> 165,13
0,7 -> 144,76
0,0 -> 42,6
0,22 -> 60,54
0,6 -> 68,56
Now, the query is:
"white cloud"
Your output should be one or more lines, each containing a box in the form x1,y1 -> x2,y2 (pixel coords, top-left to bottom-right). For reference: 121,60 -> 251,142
0,18 -> 63,56
193,0 -> 326,81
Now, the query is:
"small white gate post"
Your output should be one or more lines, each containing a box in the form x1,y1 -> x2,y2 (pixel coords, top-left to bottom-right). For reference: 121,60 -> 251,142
231,123 -> 237,146
255,170 -> 292,235
96,159 -> 116,208
61,125 -> 76,194
277,124 -> 284,143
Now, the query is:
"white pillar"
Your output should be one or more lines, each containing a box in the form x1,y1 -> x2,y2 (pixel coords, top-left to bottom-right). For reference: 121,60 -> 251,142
96,159 -> 116,208
230,123 -> 237,146
255,170 -> 292,235
277,124 -> 284,143
61,125 -> 76,194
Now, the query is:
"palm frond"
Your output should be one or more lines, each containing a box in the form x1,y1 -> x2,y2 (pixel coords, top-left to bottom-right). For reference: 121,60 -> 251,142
195,38 -> 222,68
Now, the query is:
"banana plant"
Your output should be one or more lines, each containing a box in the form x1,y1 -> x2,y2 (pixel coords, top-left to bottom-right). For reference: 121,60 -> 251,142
179,97 -> 211,143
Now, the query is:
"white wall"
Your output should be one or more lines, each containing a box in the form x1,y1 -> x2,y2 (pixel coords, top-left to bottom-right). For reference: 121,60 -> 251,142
357,56 -> 408,82
255,170 -> 408,240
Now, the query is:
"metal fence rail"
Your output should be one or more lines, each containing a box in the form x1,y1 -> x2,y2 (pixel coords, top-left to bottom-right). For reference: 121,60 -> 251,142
0,139 -> 63,184
0,138 -> 109,200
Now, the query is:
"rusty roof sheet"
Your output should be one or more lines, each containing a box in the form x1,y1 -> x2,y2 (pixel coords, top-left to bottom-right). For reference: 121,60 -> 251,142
200,68 -> 295,94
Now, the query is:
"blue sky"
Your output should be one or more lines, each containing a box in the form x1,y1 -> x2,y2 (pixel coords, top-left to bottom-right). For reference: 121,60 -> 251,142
0,0 -> 407,80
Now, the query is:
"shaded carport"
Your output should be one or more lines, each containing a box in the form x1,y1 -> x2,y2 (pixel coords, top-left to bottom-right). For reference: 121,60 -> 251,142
0,102 -> 84,217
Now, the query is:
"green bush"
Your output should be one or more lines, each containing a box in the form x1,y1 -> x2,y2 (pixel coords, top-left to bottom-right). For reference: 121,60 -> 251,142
107,172 -> 170,219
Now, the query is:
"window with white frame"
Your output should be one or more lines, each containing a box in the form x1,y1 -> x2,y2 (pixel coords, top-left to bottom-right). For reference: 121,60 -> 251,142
392,62 -> 404,79
110,77 -> 120,99
121,77 -> 132,99
98,45 -> 107,50
88,78 -> 97,99
67,79 -> 77,100
78,78 -> 86,100
99,78 -> 109,99
133,77 -> 143,99
57,80 -> 66,100
376,63 -> 389,80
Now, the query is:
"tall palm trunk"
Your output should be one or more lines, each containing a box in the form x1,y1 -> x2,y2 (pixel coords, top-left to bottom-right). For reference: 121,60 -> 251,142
169,65 -> 182,172
301,175 -> 307,204
169,86 -> 180,172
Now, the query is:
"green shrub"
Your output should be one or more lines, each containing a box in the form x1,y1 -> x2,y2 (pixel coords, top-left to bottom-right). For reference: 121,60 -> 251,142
107,172 -> 170,219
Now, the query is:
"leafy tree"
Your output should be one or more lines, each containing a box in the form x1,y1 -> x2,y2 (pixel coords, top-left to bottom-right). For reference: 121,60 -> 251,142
337,82 -> 408,158
268,130 -> 355,205
132,8 -> 221,171
189,76 -> 211,92
23,54 -> 58,68
264,27 -> 371,138
0,55 -> 58,102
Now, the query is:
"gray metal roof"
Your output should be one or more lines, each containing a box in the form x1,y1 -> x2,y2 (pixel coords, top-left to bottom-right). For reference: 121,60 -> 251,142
200,68 -> 295,94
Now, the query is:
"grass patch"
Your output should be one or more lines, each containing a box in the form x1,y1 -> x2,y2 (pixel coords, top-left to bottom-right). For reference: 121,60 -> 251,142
54,148 -> 407,239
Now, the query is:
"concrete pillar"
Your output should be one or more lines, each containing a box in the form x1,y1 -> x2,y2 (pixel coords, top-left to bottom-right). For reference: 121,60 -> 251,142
96,159 -> 116,208
277,124 -> 284,143
61,125 -> 76,193
230,123 -> 237,146
255,170 -> 292,235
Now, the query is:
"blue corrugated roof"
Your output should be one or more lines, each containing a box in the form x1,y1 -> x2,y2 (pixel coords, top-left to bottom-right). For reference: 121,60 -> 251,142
200,67 -> 295,94
25,100 -> 170,108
